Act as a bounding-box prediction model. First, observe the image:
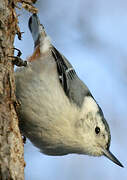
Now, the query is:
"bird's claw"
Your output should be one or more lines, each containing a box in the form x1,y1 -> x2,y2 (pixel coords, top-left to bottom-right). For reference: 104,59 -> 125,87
9,48 -> 27,67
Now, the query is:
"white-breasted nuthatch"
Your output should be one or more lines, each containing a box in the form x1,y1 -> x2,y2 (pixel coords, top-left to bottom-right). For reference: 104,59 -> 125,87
15,14 -> 123,167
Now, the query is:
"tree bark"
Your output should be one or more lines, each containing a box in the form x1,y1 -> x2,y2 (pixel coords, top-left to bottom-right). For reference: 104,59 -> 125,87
0,0 -> 25,179
0,0 -> 37,179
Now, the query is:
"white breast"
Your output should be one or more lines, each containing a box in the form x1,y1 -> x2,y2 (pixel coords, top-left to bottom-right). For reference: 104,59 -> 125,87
15,55 -> 79,154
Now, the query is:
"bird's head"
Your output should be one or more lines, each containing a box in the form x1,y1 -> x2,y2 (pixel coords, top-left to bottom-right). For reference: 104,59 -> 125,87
76,96 -> 123,167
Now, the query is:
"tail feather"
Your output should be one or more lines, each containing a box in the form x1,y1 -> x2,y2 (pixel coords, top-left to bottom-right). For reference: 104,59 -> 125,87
28,14 -> 51,52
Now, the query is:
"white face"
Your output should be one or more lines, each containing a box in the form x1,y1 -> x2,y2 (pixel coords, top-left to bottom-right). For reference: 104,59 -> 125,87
79,96 -> 110,156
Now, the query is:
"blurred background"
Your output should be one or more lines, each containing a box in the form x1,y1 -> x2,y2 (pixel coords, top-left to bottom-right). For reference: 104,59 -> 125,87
15,0 -> 127,179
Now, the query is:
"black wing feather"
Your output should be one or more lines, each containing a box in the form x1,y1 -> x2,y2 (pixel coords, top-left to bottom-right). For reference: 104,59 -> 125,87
51,47 -> 76,96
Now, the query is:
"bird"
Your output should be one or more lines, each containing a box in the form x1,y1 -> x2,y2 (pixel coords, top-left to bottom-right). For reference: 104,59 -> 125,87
15,13 -> 123,167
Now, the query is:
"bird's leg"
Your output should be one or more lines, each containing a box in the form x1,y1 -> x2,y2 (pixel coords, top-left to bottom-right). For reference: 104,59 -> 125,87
22,136 -> 26,144
9,48 -> 27,67
13,99 -> 27,144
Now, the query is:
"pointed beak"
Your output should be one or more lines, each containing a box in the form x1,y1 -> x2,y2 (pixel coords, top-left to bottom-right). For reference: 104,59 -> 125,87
102,148 -> 124,168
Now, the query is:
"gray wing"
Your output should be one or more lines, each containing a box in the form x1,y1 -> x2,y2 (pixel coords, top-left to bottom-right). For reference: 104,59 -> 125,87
51,46 -> 93,107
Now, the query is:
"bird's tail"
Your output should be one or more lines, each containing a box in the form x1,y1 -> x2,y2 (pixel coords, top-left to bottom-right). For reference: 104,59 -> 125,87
28,14 -> 51,53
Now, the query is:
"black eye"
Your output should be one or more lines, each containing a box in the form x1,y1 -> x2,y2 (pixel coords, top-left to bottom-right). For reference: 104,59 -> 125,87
95,127 -> 100,134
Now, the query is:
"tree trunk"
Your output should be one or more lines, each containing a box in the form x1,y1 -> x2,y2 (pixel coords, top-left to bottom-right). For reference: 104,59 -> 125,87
0,0 -> 37,179
0,0 -> 24,179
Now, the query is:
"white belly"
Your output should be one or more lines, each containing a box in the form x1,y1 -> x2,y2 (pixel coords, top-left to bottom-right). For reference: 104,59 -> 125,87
15,56 -> 79,155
